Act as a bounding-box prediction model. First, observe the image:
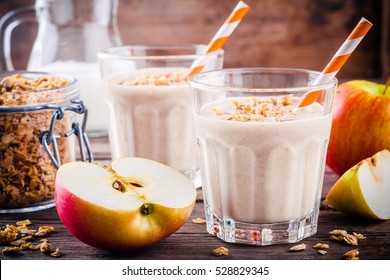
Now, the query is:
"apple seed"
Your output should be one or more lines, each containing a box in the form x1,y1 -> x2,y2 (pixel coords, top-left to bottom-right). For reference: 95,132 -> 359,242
140,203 -> 153,215
112,181 -> 124,192
130,182 -> 143,188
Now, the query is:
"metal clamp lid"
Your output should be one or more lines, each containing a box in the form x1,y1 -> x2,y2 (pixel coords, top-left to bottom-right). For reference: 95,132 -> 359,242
0,98 -> 93,168
38,99 -> 93,168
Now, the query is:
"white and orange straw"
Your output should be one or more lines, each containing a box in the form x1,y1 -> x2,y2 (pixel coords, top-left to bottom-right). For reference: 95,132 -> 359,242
296,17 -> 373,108
188,1 -> 250,77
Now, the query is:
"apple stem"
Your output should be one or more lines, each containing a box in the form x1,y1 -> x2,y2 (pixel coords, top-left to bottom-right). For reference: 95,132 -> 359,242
384,77 -> 390,95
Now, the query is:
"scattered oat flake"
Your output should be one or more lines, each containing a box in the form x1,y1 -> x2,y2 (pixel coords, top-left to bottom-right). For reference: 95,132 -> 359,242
353,232 -> 366,240
29,244 -> 41,251
216,95 -> 296,122
289,243 -> 307,252
329,229 -> 347,235
192,217 -> 207,224
20,242 -> 33,250
16,219 -> 32,226
212,246 -> 229,257
10,238 -> 27,246
2,246 -> 20,255
343,248 -> 359,260
318,250 -> 328,255
1,220 -> 60,257
51,248 -> 61,257
40,241 -> 52,254
313,243 -> 329,250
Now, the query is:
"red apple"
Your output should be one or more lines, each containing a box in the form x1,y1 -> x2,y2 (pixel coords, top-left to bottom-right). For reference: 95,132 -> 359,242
54,157 -> 197,251
326,79 -> 390,175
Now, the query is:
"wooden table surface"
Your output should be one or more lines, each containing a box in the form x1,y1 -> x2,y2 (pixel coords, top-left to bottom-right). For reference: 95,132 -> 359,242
1,136 -> 389,260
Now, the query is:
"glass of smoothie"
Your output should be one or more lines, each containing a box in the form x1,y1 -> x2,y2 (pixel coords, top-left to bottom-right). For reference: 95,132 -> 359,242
189,68 -> 337,245
98,45 -> 224,186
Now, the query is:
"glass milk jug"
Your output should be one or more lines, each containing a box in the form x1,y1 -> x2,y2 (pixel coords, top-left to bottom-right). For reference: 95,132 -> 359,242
0,0 -> 123,136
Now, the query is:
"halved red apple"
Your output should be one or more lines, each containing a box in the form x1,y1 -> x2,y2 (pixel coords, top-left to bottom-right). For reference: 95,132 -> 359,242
54,157 -> 197,251
326,149 -> 390,220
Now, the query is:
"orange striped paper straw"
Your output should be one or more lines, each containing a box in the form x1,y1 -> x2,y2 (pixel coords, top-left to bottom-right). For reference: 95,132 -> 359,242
296,17 -> 373,108
188,1 -> 250,77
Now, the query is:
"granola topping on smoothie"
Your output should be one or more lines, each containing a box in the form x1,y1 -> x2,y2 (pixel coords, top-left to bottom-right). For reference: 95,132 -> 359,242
113,71 -> 188,86
211,95 -> 323,122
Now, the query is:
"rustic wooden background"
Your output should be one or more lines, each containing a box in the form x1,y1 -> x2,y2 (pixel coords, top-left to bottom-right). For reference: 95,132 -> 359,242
0,0 -> 389,81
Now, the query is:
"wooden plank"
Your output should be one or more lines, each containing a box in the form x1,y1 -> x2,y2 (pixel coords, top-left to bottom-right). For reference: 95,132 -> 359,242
0,133 -> 389,260
0,0 -> 385,79
1,198 -> 389,260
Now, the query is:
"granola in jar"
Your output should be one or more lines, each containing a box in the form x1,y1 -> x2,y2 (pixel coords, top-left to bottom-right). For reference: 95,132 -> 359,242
0,72 -> 80,212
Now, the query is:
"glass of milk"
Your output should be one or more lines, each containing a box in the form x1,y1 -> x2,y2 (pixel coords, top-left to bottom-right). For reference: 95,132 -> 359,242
189,68 -> 337,245
98,45 -> 224,186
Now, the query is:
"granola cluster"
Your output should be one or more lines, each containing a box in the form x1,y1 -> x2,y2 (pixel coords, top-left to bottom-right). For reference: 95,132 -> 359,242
114,71 -> 188,86
212,95 -> 296,122
0,74 -> 74,210
0,219 -> 60,257
1,74 -> 68,92
0,73 -> 69,107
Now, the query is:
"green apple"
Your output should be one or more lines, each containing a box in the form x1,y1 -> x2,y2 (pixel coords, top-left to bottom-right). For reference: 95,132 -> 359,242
326,149 -> 390,220
54,157 -> 197,251
326,79 -> 390,175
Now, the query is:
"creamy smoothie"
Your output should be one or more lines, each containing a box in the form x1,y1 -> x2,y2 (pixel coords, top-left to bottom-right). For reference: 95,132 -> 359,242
105,68 -> 199,176
194,95 -> 332,224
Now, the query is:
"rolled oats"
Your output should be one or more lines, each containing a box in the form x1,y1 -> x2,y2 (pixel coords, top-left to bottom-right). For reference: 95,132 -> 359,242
343,248 -> 359,260
212,246 -> 229,257
0,220 -> 60,257
50,247 -> 61,257
0,224 -> 18,245
115,71 -> 188,86
20,242 -> 33,250
288,243 -> 307,252
192,217 -> 207,224
329,229 -> 359,246
2,246 -> 20,255
318,250 -> 328,255
213,95 -> 297,122
312,243 -> 330,250
353,232 -> 366,240
0,73 -> 75,210
16,219 -> 32,226
40,240 -> 52,254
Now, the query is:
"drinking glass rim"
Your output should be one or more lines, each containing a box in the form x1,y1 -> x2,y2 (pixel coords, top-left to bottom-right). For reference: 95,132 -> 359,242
189,67 -> 338,93
97,44 -> 224,60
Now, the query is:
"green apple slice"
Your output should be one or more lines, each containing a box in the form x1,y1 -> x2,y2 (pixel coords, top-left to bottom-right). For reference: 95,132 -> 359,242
326,149 -> 390,220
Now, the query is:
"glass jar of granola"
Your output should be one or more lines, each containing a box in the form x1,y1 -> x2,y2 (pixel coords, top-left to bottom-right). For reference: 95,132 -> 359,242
0,72 -> 92,213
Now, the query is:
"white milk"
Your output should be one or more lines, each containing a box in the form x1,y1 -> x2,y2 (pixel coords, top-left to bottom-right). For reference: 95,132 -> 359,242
33,61 -> 107,136
195,97 -> 332,224
104,68 -> 199,176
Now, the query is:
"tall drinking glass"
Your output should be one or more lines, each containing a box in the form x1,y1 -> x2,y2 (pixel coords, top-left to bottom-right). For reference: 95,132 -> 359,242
98,45 -> 224,186
189,68 -> 336,245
